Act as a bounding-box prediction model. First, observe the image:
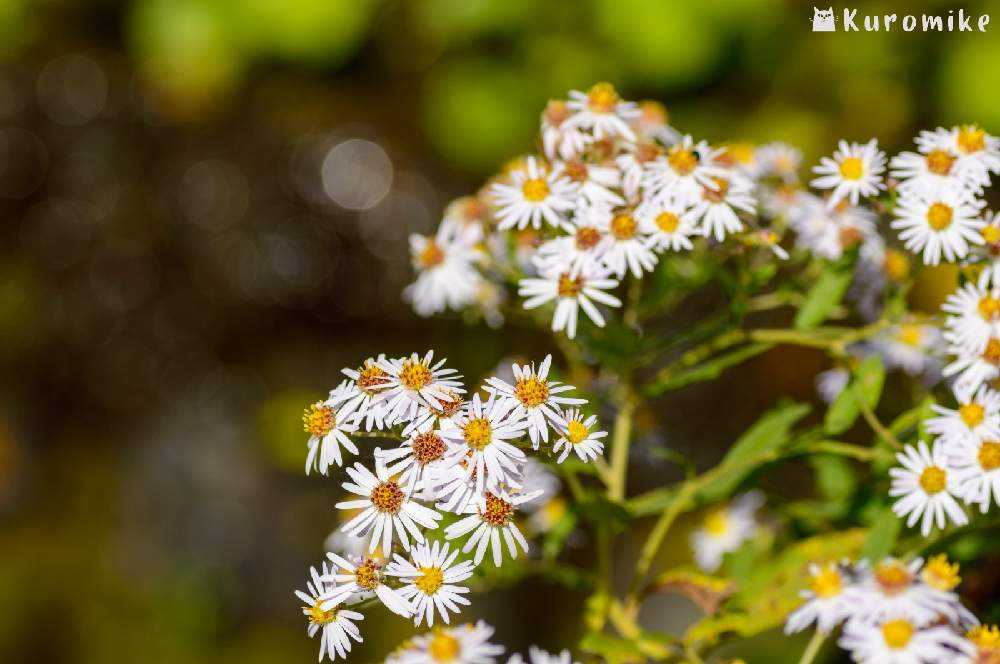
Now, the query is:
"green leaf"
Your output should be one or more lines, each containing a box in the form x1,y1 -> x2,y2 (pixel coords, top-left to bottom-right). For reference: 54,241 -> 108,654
823,356 -> 885,435
644,342 -> 774,396
860,505 -> 902,561
718,401 -> 811,467
794,261 -> 854,329
812,454 -> 857,504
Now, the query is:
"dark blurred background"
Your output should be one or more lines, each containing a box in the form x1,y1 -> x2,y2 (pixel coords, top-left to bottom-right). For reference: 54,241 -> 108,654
2,1 -> 999,661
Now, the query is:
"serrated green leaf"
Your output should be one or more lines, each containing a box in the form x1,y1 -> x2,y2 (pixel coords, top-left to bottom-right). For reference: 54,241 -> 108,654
794,262 -> 854,329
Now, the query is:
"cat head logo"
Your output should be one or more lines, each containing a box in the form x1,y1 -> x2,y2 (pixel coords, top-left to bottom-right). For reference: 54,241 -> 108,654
811,6 -> 836,31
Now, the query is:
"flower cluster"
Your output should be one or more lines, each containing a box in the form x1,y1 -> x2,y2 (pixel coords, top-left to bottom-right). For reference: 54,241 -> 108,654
383,621 -> 577,664
786,555 -> 998,663
295,352 -> 603,660
405,82 -> 797,338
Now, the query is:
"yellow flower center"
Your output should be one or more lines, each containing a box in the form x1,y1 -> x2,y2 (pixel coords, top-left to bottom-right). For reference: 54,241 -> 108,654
926,202 -> 954,231
587,82 -> 620,113
668,146 -> 698,175
575,226 -> 602,250
960,402 -> 986,428
306,601 -> 337,626
639,99 -> 667,125
428,631 -> 461,662
415,566 -> 444,595
370,481 -> 404,513
967,624 -> 1000,651
702,177 -> 730,204
722,142 -> 755,165
980,297 -> 1000,321
704,509 -> 729,536
544,100 -> 570,127
655,211 -> 680,233
463,417 -> 493,450
522,178 -> 550,202
839,156 -> 864,180
418,240 -> 445,268
979,441 -> 1000,471
481,493 -> 514,526
897,324 -> 923,347
543,496 -> 568,523
875,561 -> 912,594
958,125 -> 986,154
921,554 -> 961,591
925,149 -> 956,176
919,466 -> 947,494
566,419 -> 589,444
303,403 -> 335,436
883,249 -> 911,282
357,363 -> 388,395
400,359 -> 433,391
809,563 -> 843,599
557,273 -> 582,298
985,338 -> 1000,365
514,376 -> 550,408
354,559 -> 381,590
610,213 -> 637,240
412,432 -> 447,465
984,225 -> 1000,244
882,619 -> 915,649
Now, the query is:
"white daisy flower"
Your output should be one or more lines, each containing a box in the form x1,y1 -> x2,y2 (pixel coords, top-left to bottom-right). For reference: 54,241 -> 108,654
492,157 -> 578,231
484,354 -> 586,448
387,540 -> 476,627
839,616 -> 973,664
917,554 -> 978,629
519,264 -> 621,339
404,231 -> 484,317
636,199 -> 696,252
445,488 -> 542,566
401,388 -> 465,437
890,183 -> 985,265
320,553 -> 413,618
508,647 -> 579,664
889,440 -> 968,536
540,100 -> 592,162
338,356 -> 391,431
848,558 -> 964,628
376,421 -> 460,497
551,408 -> 606,463
869,323 -> 943,377
944,336 -> 1000,396
690,491 -> 763,572
554,159 -> 624,209
788,195 -> 877,261
336,462 -> 442,554
631,99 -> 680,146
917,124 -> 1000,180
590,207 -> 659,278
785,561 -> 854,634
942,268 -> 1000,355
386,620 -> 505,664
565,82 -> 639,141
925,385 -> 1000,449
890,146 -> 983,195
439,393 -> 528,499
377,351 -> 466,427
303,399 -> 360,476
949,436 -> 1000,513
753,142 -> 802,183
533,219 -> 610,278
642,135 -> 727,207
294,563 -> 364,662
810,139 -> 886,209
684,172 -> 756,242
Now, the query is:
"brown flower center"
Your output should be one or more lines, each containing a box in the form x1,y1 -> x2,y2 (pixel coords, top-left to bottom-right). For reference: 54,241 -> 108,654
370,481 -> 404,513
557,273 -> 583,298
481,493 -> 514,526
412,432 -> 447,465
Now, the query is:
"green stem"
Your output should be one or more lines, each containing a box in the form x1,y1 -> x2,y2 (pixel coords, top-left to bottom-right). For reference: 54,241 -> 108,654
797,630 -> 826,664
629,480 -> 698,596
854,387 -> 903,450
608,386 -> 635,503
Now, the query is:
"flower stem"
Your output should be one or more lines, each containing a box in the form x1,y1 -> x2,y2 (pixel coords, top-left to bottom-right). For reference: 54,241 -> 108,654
797,630 -> 826,664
